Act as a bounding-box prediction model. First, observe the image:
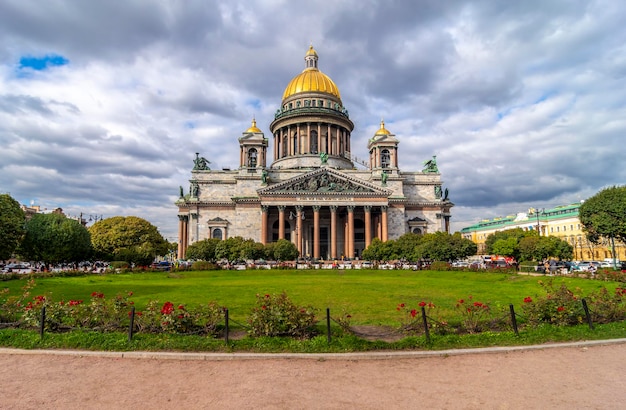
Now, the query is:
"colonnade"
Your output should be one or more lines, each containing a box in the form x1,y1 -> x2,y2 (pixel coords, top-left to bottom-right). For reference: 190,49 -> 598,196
261,204 -> 388,260
273,123 -> 351,159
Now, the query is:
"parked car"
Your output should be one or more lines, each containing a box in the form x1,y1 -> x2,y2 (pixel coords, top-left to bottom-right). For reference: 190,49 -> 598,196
151,261 -> 171,271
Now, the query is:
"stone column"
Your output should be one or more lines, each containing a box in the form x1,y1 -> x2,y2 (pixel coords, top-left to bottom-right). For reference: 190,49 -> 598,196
347,205 -> 355,259
177,215 -> 185,259
317,123 -> 322,155
296,205 -> 304,257
260,205 -> 268,244
330,205 -> 338,259
364,205 -> 372,249
381,206 -> 388,242
313,205 -> 320,259
278,206 -> 286,239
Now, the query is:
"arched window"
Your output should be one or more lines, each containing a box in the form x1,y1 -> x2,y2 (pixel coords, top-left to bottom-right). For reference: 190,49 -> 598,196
212,228 -> 223,240
381,149 -> 390,168
310,131 -> 318,153
247,148 -> 257,168
282,135 -> 288,158
412,228 -> 422,235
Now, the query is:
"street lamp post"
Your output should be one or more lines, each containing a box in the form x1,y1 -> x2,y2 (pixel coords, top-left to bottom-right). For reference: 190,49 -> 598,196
535,208 -> 544,236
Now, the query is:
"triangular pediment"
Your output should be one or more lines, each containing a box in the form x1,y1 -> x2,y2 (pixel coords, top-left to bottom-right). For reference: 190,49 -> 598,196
258,168 -> 391,196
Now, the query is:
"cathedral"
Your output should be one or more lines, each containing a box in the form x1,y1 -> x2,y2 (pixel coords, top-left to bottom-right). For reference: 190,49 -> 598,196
176,46 -> 453,260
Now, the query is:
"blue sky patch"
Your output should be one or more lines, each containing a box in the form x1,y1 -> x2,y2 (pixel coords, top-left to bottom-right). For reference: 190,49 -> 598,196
19,54 -> 69,71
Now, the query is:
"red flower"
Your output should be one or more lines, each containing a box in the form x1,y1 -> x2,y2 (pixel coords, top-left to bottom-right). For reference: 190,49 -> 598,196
523,297 -> 532,303
428,302 -> 436,308
557,306 -> 565,312
177,314 -> 184,319
410,309 -> 417,318
400,303 -> 405,308
161,301 -> 174,315
474,302 -> 483,307
262,305 -> 267,310
458,299 -> 464,304
418,301 -> 426,307
178,304 -> 185,310
346,315 -> 352,319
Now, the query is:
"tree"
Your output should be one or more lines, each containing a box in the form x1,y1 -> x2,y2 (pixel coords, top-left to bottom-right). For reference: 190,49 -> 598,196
0,194 -> 25,261
185,238 -> 220,261
89,216 -> 168,266
361,238 -> 399,262
414,232 -> 477,261
579,186 -> 626,261
518,235 -> 573,261
19,213 -> 92,264
394,233 -> 423,262
271,239 -> 299,262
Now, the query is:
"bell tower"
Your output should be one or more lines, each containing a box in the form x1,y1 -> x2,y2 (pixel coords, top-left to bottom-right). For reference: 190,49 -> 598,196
239,118 -> 268,171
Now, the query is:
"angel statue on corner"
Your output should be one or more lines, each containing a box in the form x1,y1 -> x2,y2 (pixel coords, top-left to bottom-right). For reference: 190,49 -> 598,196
422,155 -> 439,173
193,152 -> 211,171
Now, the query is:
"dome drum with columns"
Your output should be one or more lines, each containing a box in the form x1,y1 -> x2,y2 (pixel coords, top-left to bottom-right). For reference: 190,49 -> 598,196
176,46 -> 453,260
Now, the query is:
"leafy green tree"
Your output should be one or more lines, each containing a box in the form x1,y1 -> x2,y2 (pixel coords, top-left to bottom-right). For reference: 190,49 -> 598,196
214,236 -> 264,262
449,232 -> 478,259
89,216 -> 168,266
518,236 -> 540,261
579,186 -> 626,260
271,239 -> 299,261
414,232 -> 477,261
185,238 -> 220,261
0,194 -> 26,261
491,237 -> 518,258
19,213 -> 92,264
394,233 -> 422,261
518,235 -> 573,261
484,228 -> 530,257
361,238 -> 399,261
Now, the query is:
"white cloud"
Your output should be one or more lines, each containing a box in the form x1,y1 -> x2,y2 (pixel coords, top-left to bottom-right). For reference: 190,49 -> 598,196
1,0 -> 625,239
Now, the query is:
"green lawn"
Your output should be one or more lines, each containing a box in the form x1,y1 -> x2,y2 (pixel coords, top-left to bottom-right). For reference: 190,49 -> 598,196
1,269 -> 616,325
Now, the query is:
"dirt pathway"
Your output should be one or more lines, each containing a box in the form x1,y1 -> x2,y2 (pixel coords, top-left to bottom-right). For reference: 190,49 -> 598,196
1,342 -> 625,409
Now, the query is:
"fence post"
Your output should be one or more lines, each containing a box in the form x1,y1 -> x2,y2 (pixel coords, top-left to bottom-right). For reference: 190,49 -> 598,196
224,308 -> 229,344
39,306 -> 46,339
581,298 -> 594,330
326,308 -> 331,344
509,304 -> 519,336
421,306 -> 430,343
128,306 -> 135,342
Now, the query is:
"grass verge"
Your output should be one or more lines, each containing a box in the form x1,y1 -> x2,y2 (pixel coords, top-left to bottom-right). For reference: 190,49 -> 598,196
1,321 -> 624,353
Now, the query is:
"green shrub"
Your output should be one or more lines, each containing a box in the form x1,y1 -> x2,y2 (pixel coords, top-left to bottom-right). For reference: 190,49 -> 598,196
109,261 -> 129,270
521,280 -> 584,326
135,300 -> 224,335
247,291 -> 318,338
430,261 -> 450,271
191,261 -> 220,271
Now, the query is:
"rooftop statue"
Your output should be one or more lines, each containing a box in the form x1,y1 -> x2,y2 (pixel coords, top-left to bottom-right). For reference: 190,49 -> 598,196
422,155 -> 439,173
381,170 -> 388,186
193,152 -> 211,171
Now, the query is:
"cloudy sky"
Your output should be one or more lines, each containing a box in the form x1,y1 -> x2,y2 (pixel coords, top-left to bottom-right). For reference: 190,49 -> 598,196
1,0 -> 625,241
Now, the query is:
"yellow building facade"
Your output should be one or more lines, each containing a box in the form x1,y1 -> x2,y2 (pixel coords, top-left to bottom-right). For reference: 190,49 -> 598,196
460,203 -> 625,261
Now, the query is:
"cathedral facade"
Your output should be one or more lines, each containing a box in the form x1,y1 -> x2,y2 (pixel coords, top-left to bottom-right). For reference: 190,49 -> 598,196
176,46 -> 452,260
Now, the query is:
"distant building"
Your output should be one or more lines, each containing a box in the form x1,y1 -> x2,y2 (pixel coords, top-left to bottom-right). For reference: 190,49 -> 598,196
460,203 -> 624,261
175,46 -> 453,260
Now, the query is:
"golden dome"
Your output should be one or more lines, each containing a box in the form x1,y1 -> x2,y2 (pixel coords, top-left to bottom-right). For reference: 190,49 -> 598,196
282,46 -> 341,101
375,119 -> 391,135
245,118 -> 262,133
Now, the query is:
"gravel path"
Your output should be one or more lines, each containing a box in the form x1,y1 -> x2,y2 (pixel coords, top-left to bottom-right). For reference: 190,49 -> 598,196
1,341 -> 625,409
